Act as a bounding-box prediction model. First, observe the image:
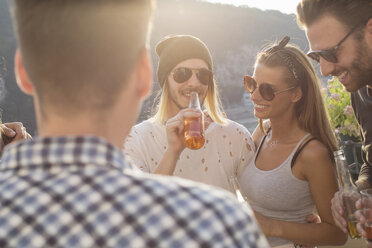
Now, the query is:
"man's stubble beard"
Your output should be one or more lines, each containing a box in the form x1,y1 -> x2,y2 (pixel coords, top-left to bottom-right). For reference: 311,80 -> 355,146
351,39 -> 372,89
168,87 -> 206,111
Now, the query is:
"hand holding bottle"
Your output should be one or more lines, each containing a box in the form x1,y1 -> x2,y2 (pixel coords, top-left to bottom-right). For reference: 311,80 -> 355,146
333,150 -> 362,239
165,108 -> 203,155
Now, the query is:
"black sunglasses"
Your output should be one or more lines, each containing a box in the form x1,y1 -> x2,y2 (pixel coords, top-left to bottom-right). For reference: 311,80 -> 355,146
243,75 -> 296,101
171,67 -> 213,86
307,25 -> 359,63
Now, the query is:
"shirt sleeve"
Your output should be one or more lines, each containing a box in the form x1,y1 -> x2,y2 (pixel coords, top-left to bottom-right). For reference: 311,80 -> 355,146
123,127 -> 151,173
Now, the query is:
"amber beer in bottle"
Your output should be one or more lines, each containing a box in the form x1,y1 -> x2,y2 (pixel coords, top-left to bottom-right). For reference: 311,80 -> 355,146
184,92 -> 205,150
334,150 -> 361,239
360,189 -> 372,241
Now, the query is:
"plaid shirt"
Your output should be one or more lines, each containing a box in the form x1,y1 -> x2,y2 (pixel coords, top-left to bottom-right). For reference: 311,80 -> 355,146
0,136 -> 268,248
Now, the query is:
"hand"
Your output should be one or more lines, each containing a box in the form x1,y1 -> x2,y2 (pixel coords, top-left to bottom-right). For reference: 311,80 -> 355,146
253,211 -> 275,236
367,240 -> 372,248
1,122 -> 32,145
289,214 -> 321,248
165,109 -> 202,155
331,191 -> 348,234
306,213 -> 321,224
203,110 -> 213,130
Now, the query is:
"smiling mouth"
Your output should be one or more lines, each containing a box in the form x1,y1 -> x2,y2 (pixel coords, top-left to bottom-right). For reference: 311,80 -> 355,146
181,90 -> 201,97
254,104 -> 266,109
335,71 -> 347,82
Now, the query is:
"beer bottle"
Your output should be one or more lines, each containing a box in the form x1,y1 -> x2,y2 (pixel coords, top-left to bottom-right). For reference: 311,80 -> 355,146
184,92 -> 205,150
334,150 -> 361,239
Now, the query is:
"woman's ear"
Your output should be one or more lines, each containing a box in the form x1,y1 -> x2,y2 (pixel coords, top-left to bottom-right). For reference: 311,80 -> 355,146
14,49 -> 34,95
291,86 -> 303,103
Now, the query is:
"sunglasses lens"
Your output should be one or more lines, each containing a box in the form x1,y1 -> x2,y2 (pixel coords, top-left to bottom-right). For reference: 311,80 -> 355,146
243,76 -> 256,93
307,52 -> 320,63
196,68 -> 213,85
307,51 -> 338,63
259,83 -> 275,101
173,68 -> 192,83
319,51 -> 338,63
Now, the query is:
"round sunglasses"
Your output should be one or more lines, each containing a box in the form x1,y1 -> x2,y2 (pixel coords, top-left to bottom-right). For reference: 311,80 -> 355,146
171,67 -> 213,86
243,75 -> 296,101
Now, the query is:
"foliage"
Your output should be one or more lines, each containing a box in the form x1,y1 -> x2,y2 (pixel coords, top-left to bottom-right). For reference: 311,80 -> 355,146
323,77 -> 361,139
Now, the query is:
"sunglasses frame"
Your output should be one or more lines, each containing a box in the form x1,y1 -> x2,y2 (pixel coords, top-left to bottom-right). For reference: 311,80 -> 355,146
170,67 -> 213,86
243,75 -> 296,101
307,25 -> 359,63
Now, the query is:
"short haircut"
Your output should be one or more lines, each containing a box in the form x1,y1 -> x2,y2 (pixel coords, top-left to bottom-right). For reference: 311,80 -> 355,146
297,0 -> 372,30
12,0 -> 154,116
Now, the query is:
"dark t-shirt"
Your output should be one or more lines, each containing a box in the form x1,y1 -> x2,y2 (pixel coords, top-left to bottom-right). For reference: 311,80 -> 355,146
351,86 -> 372,189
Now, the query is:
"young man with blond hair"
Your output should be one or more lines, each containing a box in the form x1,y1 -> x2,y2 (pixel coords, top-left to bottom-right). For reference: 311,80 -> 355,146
124,34 -> 255,193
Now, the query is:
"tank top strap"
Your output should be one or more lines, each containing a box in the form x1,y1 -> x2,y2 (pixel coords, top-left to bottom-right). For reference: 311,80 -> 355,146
254,131 -> 311,164
286,133 -> 311,163
254,132 -> 269,161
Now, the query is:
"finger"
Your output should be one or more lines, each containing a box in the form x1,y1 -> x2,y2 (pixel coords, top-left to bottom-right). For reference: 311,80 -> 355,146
306,214 -> 320,224
332,208 -> 348,233
356,199 -> 363,209
4,122 -> 24,140
1,124 -> 16,138
3,122 -> 23,133
166,118 -> 185,133
367,240 -> 372,248
356,222 -> 367,237
333,210 -> 347,233
179,108 -> 202,115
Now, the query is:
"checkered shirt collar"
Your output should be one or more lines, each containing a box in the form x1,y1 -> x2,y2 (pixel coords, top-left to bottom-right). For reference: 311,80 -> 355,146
0,135 -> 131,172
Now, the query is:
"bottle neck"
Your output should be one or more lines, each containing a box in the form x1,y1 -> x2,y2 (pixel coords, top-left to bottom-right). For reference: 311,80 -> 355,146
334,151 -> 357,190
189,92 -> 201,110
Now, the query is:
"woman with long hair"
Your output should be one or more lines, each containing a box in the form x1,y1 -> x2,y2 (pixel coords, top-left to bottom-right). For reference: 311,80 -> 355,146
238,37 -> 347,247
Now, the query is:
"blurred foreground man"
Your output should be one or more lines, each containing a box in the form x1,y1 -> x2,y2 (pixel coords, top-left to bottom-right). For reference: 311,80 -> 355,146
0,0 -> 268,247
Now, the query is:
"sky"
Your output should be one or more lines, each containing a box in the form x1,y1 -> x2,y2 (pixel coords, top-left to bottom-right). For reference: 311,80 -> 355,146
202,0 -> 300,14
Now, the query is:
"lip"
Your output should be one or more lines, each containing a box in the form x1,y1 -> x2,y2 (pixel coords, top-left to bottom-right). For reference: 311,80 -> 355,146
336,71 -> 348,85
253,103 -> 269,113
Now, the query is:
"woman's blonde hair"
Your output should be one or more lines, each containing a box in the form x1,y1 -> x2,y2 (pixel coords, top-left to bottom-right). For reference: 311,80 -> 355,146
152,77 -> 227,125
256,42 -> 338,157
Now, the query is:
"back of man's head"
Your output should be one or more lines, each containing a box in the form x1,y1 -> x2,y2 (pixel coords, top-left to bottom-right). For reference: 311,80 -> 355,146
12,0 -> 154,116
297,0 -> 372,29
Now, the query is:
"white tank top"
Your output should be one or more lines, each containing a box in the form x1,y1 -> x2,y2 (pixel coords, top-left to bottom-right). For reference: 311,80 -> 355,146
239,133 -> 315,247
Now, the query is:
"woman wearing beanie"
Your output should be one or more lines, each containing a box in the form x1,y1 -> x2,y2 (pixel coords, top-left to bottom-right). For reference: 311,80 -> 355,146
124,34 -> 255,193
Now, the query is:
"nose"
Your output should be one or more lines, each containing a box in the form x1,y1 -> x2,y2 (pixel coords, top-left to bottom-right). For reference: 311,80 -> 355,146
186,72 -> 202,87
250,88 -> 261,102
319,58 -> 337,77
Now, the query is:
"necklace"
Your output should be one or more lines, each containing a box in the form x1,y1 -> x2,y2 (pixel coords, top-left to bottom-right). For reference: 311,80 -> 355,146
266,132 -> 279,147
267,139 -> 278,147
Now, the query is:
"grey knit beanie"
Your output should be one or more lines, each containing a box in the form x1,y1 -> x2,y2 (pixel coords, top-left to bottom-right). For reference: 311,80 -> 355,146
155,35 -> 213,87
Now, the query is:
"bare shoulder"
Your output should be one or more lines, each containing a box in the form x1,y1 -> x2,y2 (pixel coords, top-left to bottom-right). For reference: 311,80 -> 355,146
300,139 -> 330,161
296,139 -> 334,177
